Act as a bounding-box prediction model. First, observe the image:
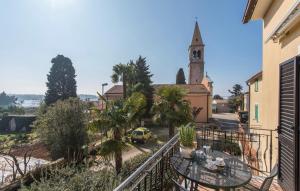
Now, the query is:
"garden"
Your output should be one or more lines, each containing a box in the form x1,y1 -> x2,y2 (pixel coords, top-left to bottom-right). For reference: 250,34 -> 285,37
0,55 -> 196,191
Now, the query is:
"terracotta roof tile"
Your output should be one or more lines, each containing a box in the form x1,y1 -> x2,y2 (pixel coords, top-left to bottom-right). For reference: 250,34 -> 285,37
105,84 -> 209,95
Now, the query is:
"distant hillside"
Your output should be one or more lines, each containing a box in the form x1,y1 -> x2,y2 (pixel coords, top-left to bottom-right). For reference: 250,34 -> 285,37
10,94 -> 44,101
10,94 -> 97,101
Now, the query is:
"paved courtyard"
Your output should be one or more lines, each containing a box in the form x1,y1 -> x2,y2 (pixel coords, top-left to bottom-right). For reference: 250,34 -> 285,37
212,113 -> 240,131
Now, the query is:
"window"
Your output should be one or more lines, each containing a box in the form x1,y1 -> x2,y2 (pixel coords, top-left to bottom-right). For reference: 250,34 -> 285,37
193,50 -> 197,58
255,80 -> 259,92
197,50 -> 201,59
255,104 -> 259,122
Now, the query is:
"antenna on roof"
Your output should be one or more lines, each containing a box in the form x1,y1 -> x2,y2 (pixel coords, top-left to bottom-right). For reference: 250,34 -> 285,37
195,17 -> 198,22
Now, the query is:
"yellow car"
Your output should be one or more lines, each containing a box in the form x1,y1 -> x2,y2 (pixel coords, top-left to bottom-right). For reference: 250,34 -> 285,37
131,127 -> 152,143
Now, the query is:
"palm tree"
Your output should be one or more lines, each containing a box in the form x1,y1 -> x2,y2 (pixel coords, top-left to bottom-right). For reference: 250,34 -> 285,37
111,63 -> 136,99
90,92 -> 146,174
98,99 -> 126,174
152,86 -> 192,138
124,92 -> 147,132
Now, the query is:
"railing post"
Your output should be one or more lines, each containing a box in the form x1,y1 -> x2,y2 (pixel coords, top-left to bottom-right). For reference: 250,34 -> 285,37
160,152 -> 164,190
270,130 -> 273,172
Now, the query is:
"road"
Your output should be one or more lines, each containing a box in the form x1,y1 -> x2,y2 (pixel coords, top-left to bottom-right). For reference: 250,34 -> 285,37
212,113 -> 240,131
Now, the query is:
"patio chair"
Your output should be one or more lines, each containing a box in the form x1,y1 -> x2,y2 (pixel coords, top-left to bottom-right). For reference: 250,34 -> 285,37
243,164 -> 278,191
171,178 -> 190,191
171,178 -> 201,191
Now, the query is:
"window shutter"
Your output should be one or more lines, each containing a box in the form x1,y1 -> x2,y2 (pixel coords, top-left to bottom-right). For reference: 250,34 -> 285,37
278,56 -> 300,191
255,104 -> 259,122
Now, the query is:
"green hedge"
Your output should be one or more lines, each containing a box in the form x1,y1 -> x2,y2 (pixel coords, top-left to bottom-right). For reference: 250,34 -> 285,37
120,152 -> 151,179
20,166 -> 121,191
20,152 -> 154,190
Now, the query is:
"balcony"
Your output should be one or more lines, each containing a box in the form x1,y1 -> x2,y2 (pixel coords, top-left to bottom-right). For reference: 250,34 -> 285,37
113,127 -> 283,191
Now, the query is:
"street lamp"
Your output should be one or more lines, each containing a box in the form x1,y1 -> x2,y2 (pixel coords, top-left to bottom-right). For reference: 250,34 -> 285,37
101,83 -> 108,109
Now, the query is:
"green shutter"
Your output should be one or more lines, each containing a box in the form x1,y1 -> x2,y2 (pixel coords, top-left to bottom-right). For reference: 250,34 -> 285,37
255,104 -> 259,122
255,80 -> 259,92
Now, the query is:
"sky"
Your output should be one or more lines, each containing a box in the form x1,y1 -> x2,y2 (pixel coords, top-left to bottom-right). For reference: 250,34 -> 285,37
0,0 -> 262,97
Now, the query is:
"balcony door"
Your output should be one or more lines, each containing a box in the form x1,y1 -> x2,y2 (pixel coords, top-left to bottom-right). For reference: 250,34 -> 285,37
278,56 -> 300,191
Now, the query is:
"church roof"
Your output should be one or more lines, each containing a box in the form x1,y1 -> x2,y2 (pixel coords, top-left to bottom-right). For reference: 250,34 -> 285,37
105,84 -> 210,96
204,73 -> 213,83
191,21 -> 204,46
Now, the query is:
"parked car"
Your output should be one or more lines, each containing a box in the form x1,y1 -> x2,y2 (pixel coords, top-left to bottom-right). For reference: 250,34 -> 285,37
238,111 -> 248,124
131,127 -> 152,143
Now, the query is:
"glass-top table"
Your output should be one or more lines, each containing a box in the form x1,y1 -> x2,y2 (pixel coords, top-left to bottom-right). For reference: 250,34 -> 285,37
170,150 -> 252,190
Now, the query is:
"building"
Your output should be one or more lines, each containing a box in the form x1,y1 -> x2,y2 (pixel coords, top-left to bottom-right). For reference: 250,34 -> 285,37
246,71 -> 262,128
242,92 -> 249,112
105,22 -> 213,123
243,0 -> 300,190
212,99 -> 230,113
0,115 -> 36,132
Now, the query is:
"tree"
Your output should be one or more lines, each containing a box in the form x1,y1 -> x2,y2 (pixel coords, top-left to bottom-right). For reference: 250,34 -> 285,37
90,92 -> 146,174
34,98 -> 88,160
213,94 -> 224,100
228,84 -> 243,97
0,92 -> 16,107
152,86 -> 192,138
176,68 -> 186,84
92,98 -> 126,174
111,56 -> 154,114
45,55 -> 77,105
228,84 -> 243,112
131,56 -> 154,114
111,63 -> 134,99
124,92 -> 147,131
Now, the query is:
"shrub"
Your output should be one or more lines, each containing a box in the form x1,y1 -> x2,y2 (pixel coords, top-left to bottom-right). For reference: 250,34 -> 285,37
20,166 -> 121,191
211,138 -> 242,156
34,98 -> 88,160
120,152 -> 152,179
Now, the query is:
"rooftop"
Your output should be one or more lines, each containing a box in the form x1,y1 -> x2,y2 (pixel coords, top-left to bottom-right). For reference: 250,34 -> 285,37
105,84 -> 210,96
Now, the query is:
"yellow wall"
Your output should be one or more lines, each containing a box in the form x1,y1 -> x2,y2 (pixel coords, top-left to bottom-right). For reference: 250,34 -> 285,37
262,0 -> 300,132
249,76 -> 263,128
247,0 -> 300,171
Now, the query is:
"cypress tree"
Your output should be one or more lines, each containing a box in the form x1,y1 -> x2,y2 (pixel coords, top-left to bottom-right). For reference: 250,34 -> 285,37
133,56 -> 154,114
176,68 -> 186,84
45,55 -> 77,105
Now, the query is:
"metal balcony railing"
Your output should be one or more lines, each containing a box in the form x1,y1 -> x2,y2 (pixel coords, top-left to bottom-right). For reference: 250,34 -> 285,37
114,127 -> 278,191
113,134 -> 180,191
197,127 -> 278,174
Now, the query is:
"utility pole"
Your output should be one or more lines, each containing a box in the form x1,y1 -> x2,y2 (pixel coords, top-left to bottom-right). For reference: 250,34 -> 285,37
101,83 -> 108,109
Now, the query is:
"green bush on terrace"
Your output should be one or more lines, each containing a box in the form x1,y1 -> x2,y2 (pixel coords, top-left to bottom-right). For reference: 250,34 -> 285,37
20,166 -> 121,191
20,152 -> 153,190
120,152 -> 151,179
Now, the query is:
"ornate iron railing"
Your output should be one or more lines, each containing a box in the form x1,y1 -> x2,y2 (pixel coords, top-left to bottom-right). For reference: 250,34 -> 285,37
197,127 -> 278,174
113,134 -> 180,191
114,127 -> 278,191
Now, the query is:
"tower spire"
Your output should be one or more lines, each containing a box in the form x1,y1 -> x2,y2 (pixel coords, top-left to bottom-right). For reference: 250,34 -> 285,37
191,21 -> 204,46
188,21 -> 205,84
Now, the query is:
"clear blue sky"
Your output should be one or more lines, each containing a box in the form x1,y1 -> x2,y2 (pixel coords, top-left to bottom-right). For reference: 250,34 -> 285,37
0,0 -> 262,97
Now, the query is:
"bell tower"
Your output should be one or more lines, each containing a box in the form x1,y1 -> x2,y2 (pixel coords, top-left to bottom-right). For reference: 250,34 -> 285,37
189,21 -> 204,84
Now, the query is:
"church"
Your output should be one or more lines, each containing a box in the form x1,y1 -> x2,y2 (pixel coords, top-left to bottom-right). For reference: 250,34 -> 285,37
105,22 -> 213,123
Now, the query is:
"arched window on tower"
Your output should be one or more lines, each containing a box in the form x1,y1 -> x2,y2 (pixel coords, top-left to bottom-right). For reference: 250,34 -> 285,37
193,50 -> 197,58
197,50 -> 201,59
